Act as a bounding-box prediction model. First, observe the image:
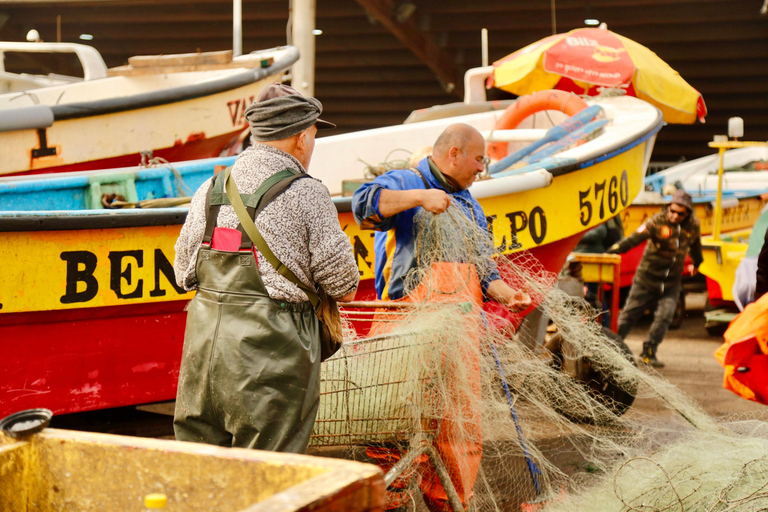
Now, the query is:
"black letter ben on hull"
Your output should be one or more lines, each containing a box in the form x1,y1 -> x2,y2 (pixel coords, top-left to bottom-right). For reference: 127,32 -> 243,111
109,250 -> 144,299
60,251 -> 99,304
150,249 -> 186,297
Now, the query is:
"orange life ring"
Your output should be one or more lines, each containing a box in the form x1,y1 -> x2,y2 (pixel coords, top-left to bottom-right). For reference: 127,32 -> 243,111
487,90 -> 590,161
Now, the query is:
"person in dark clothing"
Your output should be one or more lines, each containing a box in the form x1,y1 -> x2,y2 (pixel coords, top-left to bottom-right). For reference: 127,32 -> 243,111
573,215 -> 625,326
574,215 -> 625,255
606,190 -> 703,367
755,228 -> 768,301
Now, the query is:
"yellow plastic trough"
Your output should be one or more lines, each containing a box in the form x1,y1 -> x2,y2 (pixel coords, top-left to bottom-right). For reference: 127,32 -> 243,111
0,429 -> 385,512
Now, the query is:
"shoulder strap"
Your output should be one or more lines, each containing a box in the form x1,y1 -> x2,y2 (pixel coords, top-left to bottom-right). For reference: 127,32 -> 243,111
238,170 -> 308,250
211,166 -> 308,249
210,168 -> 301,209
223,166 -> 320,310
254,172 -> 307,218
202,172 -> 222,244
411,167 -> 431,189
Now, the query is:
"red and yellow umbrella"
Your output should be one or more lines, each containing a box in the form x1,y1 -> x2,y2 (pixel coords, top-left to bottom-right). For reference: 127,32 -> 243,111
488,26 -> 707,124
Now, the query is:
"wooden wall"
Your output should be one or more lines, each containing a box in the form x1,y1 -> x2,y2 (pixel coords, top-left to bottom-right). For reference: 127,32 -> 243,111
1,0 -> 767,162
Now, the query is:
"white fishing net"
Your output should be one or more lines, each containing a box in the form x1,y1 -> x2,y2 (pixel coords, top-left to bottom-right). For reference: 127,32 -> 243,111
311,204 -> 768,511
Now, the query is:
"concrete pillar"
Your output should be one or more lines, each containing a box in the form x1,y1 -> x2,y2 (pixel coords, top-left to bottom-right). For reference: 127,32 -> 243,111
291,0 -> 316,96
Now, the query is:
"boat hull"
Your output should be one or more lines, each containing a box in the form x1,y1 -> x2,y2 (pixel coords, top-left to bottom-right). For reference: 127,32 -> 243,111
3,84 -> 261,176
623,196 -> 767,237
0,228 -> 589,418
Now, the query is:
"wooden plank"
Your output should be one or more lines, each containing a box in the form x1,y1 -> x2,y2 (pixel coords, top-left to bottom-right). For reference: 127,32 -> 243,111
322,97 -> 453,113
107,56 -> 275,76
127,49 -> 232,68
433,16 -> 767,44
315,51 -> 424,68
672,60 -> 768,79
696,82 -> 768,95
447,23 -> 766,51
421,0 -> 751,23
315,82 -> 449,98
0,2 -> 363,23
0,16 -> 387,38
316,67 -> 438,83
419,0 -> 732,10
351,0 -> 463,96
696,94 -> 768,110
629,40 -> 768,62
317,34 -> 404,52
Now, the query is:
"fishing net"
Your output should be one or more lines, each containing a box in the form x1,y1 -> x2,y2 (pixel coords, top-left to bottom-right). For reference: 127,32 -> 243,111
310,203 -> 768,511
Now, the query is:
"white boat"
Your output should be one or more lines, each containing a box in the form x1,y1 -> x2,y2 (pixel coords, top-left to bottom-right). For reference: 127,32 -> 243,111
644,145 -> 768,197
0,41 -> 298,177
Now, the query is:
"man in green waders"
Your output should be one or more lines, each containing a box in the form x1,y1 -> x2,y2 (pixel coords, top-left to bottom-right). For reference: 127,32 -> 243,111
173,83 -> 359,453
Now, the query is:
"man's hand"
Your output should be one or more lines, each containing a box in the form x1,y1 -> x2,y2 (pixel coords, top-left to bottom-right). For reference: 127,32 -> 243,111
419,189 -> 451,214
487,279 -> 532,312
506,290 -> 532,312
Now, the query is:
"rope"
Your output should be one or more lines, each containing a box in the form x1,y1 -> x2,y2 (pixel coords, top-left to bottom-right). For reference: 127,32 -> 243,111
139,152 -> 194,197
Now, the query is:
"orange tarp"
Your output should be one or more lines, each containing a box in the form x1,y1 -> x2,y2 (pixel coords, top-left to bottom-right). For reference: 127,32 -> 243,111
714,293 -> 768,405
368,263 -> 484,511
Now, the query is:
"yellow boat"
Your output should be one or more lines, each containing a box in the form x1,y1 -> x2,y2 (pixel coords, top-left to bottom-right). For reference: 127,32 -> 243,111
696,139 -> 768,331
623,194 -> 766,237
699,229 -> 751,306
611,142 -> 768,292
628,143 -> 768,235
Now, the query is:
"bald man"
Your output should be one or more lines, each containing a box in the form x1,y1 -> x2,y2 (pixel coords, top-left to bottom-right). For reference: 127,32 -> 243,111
352,123 -> 530,310
352,123 -> 529,512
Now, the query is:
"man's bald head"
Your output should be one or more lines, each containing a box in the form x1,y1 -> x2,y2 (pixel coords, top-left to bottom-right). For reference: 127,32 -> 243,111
431,123 -> 486,191
432,123 -> 484,159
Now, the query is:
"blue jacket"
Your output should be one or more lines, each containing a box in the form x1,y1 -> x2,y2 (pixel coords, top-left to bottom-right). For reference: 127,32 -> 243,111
352,157 -> 500,300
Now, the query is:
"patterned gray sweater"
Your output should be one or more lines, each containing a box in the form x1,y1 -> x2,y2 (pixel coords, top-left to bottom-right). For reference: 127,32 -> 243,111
174,144 -> 359,302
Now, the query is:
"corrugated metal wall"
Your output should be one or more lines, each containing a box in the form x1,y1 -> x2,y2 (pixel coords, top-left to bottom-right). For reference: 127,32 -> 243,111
2,0 -> 766,162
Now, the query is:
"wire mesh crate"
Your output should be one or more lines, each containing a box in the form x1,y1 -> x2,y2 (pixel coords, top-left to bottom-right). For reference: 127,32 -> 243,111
310,302 -> 441,447
310,301 -> 466,511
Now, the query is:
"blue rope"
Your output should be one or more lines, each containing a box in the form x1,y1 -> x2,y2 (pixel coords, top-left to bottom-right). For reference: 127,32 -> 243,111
490,342 -> 542,495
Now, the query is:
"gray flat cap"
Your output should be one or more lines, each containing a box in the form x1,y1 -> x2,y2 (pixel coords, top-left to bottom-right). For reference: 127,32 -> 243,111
245,83 -> 335,142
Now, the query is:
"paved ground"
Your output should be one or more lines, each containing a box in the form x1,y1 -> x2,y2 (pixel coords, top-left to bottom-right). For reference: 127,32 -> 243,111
623,291 -> 766,419
481,291 -> 768,511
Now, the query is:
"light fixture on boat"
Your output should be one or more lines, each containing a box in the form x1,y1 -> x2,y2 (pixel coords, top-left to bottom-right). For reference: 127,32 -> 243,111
312,29 -> 323,35
584,19 -> 600,26
728,117 -> 744,140
79,34 -> 94,41
26,29 -> 42,42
